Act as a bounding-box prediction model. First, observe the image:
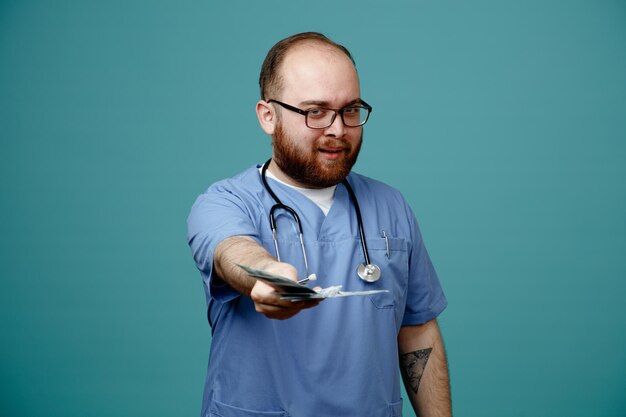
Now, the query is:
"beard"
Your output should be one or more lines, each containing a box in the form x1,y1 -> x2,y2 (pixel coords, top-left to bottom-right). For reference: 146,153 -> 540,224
272,122 -> 362,188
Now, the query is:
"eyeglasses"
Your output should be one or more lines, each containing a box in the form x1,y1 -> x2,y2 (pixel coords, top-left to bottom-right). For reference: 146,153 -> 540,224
267,99 -> 372,129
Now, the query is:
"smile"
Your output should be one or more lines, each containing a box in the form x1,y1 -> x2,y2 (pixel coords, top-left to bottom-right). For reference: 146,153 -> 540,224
318,147 -> 346,160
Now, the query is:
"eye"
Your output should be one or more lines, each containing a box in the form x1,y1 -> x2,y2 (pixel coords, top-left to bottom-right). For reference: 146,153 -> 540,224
307,108 -> 329,119
343,107 -> 361,117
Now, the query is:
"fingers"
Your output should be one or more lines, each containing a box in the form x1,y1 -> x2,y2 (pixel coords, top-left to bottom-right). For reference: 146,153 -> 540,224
250,280 -> 321,320
253,298 -> 319,320
253,301 -> 317,320
262,262 -> 299,282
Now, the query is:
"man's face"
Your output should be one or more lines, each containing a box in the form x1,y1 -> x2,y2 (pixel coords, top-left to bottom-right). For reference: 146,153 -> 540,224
272,122 -> 362,189
270,43 -> 364,188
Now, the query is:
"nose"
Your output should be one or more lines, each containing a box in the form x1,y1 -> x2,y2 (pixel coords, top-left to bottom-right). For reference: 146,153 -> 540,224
324,112 -> 346,137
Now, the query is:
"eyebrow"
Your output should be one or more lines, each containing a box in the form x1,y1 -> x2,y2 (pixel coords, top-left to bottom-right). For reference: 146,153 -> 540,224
299,98 -> 362,107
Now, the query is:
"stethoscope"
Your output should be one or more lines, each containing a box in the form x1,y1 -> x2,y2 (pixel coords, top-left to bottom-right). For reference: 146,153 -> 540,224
261,159 -> 382,283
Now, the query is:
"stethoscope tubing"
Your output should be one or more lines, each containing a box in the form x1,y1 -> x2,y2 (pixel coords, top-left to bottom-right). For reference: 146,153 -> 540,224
262,162 -> 310,274
341,175 -> 372,267
260,159 -> 376,280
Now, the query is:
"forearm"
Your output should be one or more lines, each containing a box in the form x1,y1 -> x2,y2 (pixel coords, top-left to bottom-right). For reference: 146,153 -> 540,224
398,320 -> 452,417
213,235 -> 315,319
213,235 -> 277,296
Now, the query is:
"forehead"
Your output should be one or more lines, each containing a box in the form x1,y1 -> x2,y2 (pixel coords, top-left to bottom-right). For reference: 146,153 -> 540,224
278,42 -> 360,105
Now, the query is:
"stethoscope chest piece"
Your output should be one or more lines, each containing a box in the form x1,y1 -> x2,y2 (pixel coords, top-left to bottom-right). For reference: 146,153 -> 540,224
358,263 -> 381,282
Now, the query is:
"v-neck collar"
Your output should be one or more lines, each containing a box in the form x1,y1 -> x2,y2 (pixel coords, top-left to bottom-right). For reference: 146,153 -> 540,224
260,174 -> 353,241
263,169 -> 337,216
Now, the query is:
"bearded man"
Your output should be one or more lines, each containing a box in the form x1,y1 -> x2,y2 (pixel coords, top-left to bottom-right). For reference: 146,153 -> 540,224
187,32 -> 451,417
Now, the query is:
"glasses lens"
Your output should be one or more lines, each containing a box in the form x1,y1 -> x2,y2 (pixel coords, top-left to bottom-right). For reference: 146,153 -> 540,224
306,109 -> 335,128
305,106 -> 371,128
342,106 -> 370,127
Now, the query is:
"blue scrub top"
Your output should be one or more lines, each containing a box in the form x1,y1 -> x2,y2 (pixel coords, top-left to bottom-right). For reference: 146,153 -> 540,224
187,165 -> 447,417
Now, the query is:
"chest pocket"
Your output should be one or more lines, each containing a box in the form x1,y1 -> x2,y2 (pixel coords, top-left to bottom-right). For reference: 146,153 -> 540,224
361,236 -> 409,309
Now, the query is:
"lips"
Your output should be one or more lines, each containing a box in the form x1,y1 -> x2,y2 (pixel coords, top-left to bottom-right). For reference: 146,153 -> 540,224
319,146 -> 345,153
318,147 -> 346,160
318,140 -> 349,152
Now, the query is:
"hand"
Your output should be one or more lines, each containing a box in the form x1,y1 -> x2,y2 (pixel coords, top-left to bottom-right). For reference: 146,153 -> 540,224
250,262 -> 321,320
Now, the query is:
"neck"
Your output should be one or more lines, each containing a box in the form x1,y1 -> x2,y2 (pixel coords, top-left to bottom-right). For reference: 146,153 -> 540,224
267,159 -> 321,189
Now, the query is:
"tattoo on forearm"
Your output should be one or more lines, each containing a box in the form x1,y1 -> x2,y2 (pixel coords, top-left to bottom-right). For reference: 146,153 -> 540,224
400,348 -> 432,394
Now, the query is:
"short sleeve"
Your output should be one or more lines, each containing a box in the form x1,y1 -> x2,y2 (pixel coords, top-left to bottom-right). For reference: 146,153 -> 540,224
401,206 -> 448,326
187,180 -> 261,303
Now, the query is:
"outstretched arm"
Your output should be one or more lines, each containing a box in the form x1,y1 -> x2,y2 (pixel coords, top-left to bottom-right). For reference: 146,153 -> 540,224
214,235 -> 319,320
398,319 -> 451,417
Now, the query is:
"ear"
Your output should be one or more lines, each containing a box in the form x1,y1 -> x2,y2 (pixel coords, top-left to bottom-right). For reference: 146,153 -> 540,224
256,100 -> 276,135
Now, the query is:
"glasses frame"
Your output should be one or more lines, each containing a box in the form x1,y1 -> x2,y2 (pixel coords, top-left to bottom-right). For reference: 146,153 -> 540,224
267,99 -> 372,129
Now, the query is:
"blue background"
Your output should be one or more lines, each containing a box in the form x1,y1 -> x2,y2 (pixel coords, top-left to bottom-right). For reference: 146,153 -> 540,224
1,1 -> 625,416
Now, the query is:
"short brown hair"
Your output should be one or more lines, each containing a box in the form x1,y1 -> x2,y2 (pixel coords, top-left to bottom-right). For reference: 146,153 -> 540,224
259,32 -> 356,100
